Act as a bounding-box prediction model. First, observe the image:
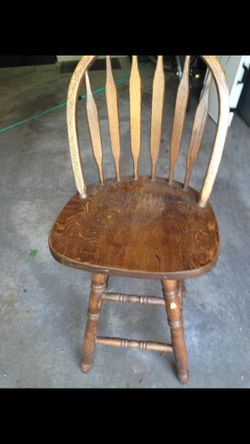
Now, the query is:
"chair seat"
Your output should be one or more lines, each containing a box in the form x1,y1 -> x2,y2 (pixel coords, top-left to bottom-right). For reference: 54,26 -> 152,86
49,177 -> 220,280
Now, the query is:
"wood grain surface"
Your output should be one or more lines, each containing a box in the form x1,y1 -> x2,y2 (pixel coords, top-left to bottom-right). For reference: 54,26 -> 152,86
67,55 -> 97,197
184,72 -> 212,190
49,177 -> 220,280
59,55 -> 230,385
150,56 -> 166,180
162,280 -> 189,384
169,56 -> 191,184
66,55 -> 229,205
106,56 -> 121,181
85,71 -> 104,184
81,273 -> 107,373
199,56 -> 230,207
130,55 -> 142,180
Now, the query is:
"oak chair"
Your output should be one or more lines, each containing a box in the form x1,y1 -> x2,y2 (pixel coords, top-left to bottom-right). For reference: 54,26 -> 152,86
49,55 -> 229,384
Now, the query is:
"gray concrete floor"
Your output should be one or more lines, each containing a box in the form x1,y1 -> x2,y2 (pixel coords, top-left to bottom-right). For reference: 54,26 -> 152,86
1,59 -> 250,388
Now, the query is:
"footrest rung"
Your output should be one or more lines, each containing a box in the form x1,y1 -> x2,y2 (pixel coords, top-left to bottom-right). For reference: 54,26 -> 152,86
96,337 -> 173,353
103,293 -> 165,306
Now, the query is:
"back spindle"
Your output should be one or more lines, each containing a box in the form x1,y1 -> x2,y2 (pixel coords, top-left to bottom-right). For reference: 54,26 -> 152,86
106,56 -> 121,182
150,55 -> 166,180
169,56 -> 191,184
130,56 -> 142,180
184,72 -> 213,190
85,71 -> 104,184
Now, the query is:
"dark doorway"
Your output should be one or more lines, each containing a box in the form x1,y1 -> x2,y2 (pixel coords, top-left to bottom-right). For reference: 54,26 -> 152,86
0,56 -> 57,68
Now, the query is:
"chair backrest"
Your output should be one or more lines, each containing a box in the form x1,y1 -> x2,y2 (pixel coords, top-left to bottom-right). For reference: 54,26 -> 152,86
67,55 -> 230,208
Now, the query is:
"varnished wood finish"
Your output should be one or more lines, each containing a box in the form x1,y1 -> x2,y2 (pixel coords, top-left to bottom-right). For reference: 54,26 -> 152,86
150,56 -> 165,180
96,337 -> 173,353
81,273 -> 107,373
169,56 -> 191,184
49,177 -> 220,280
66,55 -> 229,205
130,56 -> 142,180
162,280 -> 189,384
102,293 -> 166,306
106,56 -> 121,181
85,71 -> 104,184
184,72 -> 212,190
199,56 -> 230,207
52,55 -> 230,384
67,55 -> 97,197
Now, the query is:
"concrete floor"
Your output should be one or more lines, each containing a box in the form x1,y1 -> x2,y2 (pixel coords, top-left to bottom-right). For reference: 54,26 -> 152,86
1,58 -> 250,388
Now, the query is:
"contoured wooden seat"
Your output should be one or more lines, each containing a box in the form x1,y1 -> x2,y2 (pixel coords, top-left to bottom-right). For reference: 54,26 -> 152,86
49,177 -> 219,279
49,56 -> 229,384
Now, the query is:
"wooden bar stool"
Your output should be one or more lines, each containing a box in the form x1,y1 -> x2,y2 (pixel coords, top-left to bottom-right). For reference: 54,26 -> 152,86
49,56 -> 229,384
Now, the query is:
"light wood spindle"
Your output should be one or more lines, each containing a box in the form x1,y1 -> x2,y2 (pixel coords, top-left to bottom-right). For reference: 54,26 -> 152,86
150,55 -> 166,180
184,72 -> 212,190
85,71 -> 104,184
169,56 -> 191,184
106,56 -> 121,181
130,56 -> 142,180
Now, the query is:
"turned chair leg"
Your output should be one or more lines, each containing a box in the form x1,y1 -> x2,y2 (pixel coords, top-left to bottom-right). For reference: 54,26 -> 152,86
162,280 -> 189,384
81,273 -> 108,373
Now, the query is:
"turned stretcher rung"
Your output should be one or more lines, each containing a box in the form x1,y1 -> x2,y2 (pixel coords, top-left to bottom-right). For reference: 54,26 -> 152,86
96,337 -> 173,353
102,293 -> 165,306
